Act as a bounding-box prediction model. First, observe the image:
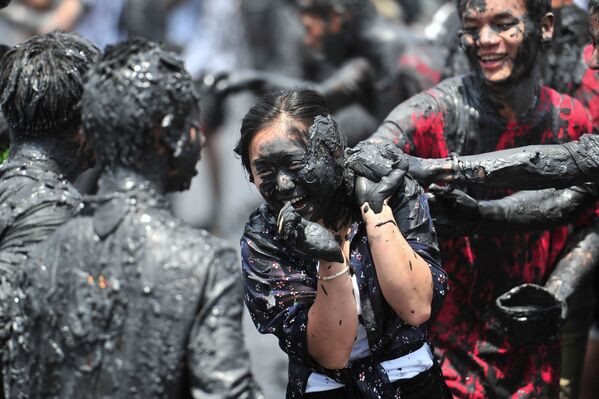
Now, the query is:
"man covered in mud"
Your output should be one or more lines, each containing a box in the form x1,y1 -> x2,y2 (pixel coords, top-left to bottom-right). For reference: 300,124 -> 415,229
347,0 -> 594,397
400,3 -> 599,394
433,0 -> 597,89
0,31 -> 98,353
4,39 -> 261,398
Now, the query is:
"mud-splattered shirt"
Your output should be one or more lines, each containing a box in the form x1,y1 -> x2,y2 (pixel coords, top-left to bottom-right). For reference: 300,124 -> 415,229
575,45 -> 599,132
241,177 -> 448,399
0,151 -> 82,345
373,74 -> 592,399
4,177 -> 261,399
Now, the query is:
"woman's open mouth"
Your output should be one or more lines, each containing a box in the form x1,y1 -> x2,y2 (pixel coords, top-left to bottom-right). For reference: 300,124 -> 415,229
479,53 -> 507,71
290,195 -> 310,211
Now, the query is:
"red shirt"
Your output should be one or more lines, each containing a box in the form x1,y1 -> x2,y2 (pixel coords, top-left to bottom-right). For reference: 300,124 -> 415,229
575,44 -> 599,132
373,74 -> 593,398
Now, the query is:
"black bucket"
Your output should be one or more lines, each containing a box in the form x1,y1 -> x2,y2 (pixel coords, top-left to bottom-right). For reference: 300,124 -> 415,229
493,284 -> 564,345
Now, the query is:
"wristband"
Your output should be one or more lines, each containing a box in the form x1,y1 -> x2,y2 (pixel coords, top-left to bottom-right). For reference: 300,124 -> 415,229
319,266 -> 350,281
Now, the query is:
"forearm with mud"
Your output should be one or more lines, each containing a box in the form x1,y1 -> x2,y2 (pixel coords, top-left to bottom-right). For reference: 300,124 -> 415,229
411,144 -> 589,189
545,223 -> 599,303
471,186 -> 596,233
363,203 -> 433,326
307,257 -> 358,370
228,59 -> 373,114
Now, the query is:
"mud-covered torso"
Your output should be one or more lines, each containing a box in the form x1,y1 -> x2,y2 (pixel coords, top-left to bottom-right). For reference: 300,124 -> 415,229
374,73 -> 592,398
0,154 -> 81,273
4,189 -> 236,399
0,153 -> 82,381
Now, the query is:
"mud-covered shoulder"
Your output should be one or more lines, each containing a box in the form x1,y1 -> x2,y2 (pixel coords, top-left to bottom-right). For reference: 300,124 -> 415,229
140,206 -> 237,279
0,163 -> 82,210
372,74 -> 466,153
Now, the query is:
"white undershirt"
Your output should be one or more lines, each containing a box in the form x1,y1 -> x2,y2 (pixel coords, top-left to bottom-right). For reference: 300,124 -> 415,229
305,272 -> 434,393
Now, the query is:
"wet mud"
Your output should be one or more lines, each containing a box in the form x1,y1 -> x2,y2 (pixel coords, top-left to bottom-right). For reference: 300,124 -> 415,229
354,1 -> 592,395
1,39 -> 262,399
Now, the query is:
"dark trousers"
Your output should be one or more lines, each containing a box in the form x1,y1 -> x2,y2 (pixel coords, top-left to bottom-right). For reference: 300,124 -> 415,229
305,364 -> 453,399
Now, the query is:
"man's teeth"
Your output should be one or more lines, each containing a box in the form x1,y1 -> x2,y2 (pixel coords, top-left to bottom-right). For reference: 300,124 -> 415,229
480,54 -> 505,62
290,196 -> 306,205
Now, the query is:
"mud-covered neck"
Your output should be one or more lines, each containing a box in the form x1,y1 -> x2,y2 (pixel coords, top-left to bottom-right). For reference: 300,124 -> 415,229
97,166 -> 166,199
474,69 -> 541,121
8,140 -> 73,179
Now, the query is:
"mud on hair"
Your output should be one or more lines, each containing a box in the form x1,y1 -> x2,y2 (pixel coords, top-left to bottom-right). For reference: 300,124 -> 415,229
0,31 -> 99,139
457,0 -> 551,25
82,38 -> 199,168
235,88 -> 329,177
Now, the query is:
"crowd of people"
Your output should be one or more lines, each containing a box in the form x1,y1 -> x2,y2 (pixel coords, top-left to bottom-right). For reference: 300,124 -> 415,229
0,0 -> 599,398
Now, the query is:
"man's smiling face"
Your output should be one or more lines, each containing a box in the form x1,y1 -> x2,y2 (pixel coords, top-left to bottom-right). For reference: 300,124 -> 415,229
459,0 -> 553,85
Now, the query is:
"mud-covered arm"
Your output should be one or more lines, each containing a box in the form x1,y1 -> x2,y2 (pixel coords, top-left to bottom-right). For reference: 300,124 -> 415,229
408,134 -> 599,189
187,247 -> 262,399
345,86 -> 451,183
428,185 -> 597,237
369,85 -> 450,155
214,58 -> 375,114
545,223 -> 599,310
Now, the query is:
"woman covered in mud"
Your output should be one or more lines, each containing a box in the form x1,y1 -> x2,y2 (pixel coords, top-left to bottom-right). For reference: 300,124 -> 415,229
235,89 -> 450,399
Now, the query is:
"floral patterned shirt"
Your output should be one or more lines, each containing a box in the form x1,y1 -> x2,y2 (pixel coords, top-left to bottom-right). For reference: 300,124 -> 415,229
240,177 -> 448,398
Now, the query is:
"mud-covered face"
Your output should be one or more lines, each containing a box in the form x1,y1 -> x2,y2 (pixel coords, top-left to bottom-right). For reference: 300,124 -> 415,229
299,11 -> 344,62
589,12 -> 599,71
459,0 -> 549,84
300,12 -> 328,52
249,115 -> 345,221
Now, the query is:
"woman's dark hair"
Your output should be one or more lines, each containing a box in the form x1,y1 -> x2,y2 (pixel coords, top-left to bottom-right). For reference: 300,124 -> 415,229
82,38 -> 199,168
0,31 -> 99,139
0,0 -> 11,9
457,0 -> 551,25
235,88 -> 329,176
590,0 -> 599,14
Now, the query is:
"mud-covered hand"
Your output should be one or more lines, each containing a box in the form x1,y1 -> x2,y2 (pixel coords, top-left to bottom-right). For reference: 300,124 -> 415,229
277,202 -> 344,263
428,184 -> 479,215
208,70 -> 266,97
426,185 -> 480,237
345,140 -> 407,182
406,157 -> 454,185
355,168 -> 408,214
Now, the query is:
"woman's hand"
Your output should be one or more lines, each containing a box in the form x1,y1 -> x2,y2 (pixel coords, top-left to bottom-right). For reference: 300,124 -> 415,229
277,202 -> 344,263
355,168 -> 408,213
